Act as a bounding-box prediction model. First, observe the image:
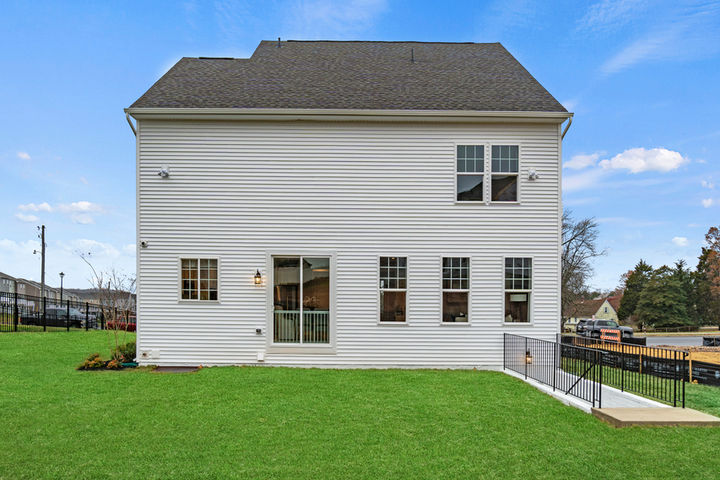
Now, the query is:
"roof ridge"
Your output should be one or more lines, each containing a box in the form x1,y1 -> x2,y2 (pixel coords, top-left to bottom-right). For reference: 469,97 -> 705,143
278,40 -> 498,45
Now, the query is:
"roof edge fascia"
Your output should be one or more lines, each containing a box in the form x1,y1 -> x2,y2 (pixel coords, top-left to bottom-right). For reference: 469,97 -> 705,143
125,107 -> 572,123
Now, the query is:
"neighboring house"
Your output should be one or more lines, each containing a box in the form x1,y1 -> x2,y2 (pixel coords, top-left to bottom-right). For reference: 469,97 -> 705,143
565,297 -> 620,331
0,272 -> 16,294
127,40 -> 572,367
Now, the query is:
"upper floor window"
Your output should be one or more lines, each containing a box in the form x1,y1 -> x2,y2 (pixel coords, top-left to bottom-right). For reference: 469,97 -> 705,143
379,256 -> 407,322
442,257 -> 469,323
456,145 -> 484,202
504,257 -> 531,323
181,258 -> 218,301
491,145 -> 519,202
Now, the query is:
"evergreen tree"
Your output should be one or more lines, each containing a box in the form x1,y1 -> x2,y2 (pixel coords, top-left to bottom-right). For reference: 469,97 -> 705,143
671,260 -> 698,326
696,227 -> 720,326
635,266 -> 689,328
617,260 -> 653,323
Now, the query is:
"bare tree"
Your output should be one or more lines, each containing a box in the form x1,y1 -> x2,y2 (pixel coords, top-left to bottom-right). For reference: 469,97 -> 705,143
78,252 -> 136,360
562,210 -> 605,322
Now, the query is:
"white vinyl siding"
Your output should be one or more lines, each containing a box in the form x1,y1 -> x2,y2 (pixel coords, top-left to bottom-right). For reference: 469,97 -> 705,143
136,120 -> 561,367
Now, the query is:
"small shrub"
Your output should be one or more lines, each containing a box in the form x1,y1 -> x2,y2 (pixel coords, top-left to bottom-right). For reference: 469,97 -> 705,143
106,358 -> 123,370
77,353 -> 106,370
114,341 -> 136,363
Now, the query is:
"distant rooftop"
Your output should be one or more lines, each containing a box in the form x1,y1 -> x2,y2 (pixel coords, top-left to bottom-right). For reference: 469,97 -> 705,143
130,40 -> 567,113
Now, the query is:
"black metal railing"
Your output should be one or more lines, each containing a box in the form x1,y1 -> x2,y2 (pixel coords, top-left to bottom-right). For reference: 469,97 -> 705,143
0,291 -> 135,333
562,335 -> 686,407
504,333 -> 604,408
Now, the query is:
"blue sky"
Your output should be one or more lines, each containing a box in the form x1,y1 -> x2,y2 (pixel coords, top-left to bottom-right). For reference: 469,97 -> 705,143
1,0 -> 719,289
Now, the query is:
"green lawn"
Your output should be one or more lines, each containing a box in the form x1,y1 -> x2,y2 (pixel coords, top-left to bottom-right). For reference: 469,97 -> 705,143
1,332 -> 719,479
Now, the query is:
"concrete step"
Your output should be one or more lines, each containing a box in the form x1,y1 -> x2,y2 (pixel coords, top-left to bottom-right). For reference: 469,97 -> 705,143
592,407 -> 720,427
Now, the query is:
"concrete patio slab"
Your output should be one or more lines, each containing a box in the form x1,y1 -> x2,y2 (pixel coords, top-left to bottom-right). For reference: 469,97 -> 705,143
592,408 -> 720,427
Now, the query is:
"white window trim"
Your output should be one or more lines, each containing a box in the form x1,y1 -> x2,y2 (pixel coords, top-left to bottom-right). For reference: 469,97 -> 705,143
440,256 -> 472,325
454,142 -> 489,205
502,256 -> 533,325
265,251 -> 337,353
490,144 -> 522,204
177,256 -> 221,304
377,254 -> 409,325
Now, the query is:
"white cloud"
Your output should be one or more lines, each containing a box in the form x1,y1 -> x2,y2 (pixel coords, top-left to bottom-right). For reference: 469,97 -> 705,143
672,236 -> 688,247
564,152 -> 602,170
702,180 -> 715,189
15,213 -> 39,223
598,148 -> 687,173
561,99 -> 579,112
600,2 -> 720,75
62,239 -> 120,260
57,201 -> 103,213
71,214 -> 94,225
577,0 -> 649,33
283,0 -> 388,38
79,176 -> 88,185
122,244 -> 136,256
703,198 -> 714,208
18,202 -> 53,212
563,168 -> 608,192
17,151 -> 31,160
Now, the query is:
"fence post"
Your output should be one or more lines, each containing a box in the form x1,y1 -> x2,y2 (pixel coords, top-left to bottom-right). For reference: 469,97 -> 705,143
502,333 -> 506,371
673,350 -> 677,408
682,352 -> 686,409
42,297 -> 46,332
598,352 -> 603,409
101,308 -> 105,330
66,299 -> 70,331
621,342 -> 625,392
85,303 -> 89,331
524,336 -> 528,379
13,292 -> 18,332
553,342 -> 562,392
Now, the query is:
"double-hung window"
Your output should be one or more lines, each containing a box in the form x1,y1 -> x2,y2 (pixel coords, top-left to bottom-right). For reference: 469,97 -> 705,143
273,256 -> 330,344
504,257 -> 531,323
491,145 -> 519,202
181,258 -> 218,300
442,257 -> 469,323
379,256 -> 407,322
456,145 -> 485,202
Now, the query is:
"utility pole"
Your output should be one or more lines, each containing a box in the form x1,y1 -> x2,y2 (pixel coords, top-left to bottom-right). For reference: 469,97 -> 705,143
39,225 -> 46,302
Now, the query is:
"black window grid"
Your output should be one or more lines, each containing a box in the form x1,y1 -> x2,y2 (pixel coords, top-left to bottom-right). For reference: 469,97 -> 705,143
504,257 -> 532,290
442,257 -> 469,290
380,256 -> 407,290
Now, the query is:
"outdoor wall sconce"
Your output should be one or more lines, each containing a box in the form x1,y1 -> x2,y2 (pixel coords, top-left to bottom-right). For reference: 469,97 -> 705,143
158,165 -> 170,178
525,350 -> 533,365
528,169 -> 539,180
254,269 -> 263,285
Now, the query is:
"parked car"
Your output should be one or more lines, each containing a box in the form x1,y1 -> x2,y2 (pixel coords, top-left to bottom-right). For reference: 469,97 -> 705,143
22,306 -> 94,329
583,319 -> 633,339
575,319 -> 592,336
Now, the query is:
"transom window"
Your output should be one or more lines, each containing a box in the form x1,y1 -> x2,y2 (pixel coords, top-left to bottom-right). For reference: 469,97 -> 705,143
491,145 -> 519,202
456,145 -> 485,202
273,256 -> 330,344
181,258 -> 218,301
504,257 -> 531,323
379,256 -> 407,322
442,257 -> 469,323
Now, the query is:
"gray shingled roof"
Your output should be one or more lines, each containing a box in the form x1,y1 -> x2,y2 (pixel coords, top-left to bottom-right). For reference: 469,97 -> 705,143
130,41 -> 566,112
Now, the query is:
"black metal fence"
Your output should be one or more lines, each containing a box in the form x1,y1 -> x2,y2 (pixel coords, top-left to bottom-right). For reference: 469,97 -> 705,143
0,291 -> 135,333
504,333 -> 604,408
561,335 -> 686,407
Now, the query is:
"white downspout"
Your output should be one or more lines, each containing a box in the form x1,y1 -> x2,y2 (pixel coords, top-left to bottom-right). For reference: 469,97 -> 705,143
126,113 -> 137,136
561,114 -> 573,140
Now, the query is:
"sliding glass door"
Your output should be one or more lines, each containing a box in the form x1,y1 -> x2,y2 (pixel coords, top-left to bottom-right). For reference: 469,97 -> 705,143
273,256 -> 330,344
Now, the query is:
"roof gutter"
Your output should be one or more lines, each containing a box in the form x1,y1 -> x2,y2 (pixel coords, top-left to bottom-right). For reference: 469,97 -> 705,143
124,107 -> 572,124
561,114 -> 573,140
